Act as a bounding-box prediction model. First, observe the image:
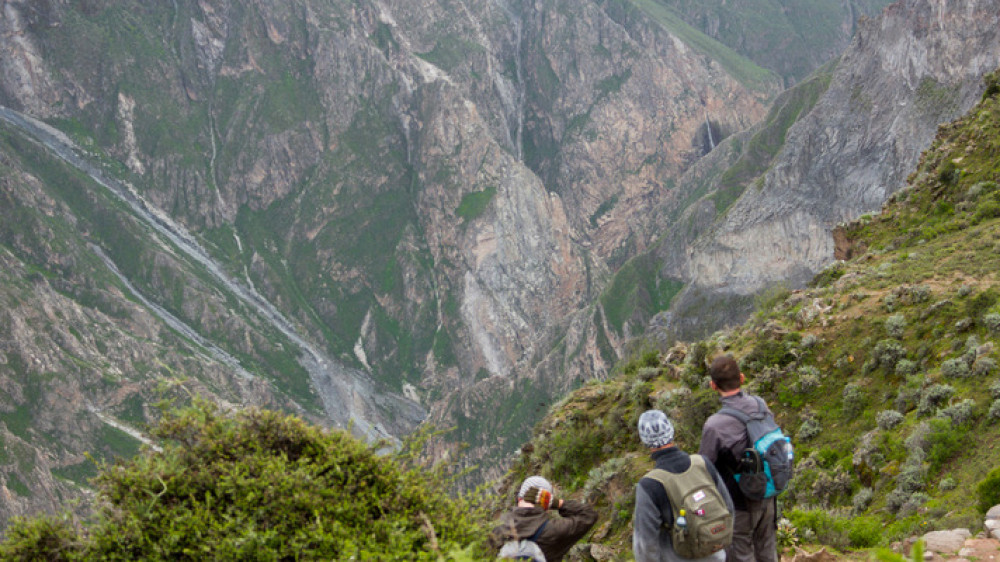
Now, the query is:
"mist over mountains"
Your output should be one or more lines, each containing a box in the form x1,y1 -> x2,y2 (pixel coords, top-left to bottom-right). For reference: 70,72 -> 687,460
1,0 -> 998,528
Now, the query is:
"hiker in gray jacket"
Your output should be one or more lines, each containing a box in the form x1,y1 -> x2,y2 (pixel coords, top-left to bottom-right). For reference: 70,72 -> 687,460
699,355 -> 779,562
633,410 -> 733,562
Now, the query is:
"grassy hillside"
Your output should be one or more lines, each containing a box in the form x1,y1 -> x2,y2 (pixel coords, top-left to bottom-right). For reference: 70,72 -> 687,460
499,70 -> 1000,556
3,65 -> 997,556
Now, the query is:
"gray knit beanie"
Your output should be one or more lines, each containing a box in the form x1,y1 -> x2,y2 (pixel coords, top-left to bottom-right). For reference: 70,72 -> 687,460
518,475 -> 553,500
638,410 -> 675,448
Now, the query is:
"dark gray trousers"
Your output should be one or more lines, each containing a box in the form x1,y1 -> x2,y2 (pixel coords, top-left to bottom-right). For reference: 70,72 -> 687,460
725,500 -> 777,562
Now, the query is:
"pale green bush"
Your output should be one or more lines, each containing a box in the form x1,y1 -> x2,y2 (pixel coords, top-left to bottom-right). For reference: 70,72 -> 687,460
886,314 -> 907,338
877,410 -> 905,430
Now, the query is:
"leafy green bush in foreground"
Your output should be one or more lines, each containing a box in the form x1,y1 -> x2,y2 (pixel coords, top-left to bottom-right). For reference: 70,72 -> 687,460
0,403 -> 487,561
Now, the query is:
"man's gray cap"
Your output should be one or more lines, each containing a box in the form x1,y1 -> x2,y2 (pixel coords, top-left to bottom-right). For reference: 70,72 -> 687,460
638,409 -> 675,448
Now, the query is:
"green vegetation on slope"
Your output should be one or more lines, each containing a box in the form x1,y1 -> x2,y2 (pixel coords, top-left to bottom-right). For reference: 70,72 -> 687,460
0,403 -> 489,560
649,0 -> 893,83
620,0 -> 779,92
710,62 -> 834,214
599,253 -> 684,334
3,71 -> 999,558
498,70 -> 1000,556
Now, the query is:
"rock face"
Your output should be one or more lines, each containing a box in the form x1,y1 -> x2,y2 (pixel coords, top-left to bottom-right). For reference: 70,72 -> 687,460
3,0 -> 994,527
0,0 -> 781,522
654,0 -> 1000,340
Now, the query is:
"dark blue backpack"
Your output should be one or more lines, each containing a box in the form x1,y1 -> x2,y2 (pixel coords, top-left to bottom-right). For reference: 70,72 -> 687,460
718,396 -> 793,500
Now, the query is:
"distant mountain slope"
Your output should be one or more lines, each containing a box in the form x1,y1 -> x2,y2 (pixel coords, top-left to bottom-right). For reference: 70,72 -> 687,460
499,69 -> 1000,555
651,0 -> 895,84
0,0 -> 781,523
595,0 -> 1000,346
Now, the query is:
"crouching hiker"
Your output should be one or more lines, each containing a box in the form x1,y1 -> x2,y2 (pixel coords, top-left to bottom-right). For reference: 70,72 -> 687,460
489,475 -> 598,561
634,410 -> 734,562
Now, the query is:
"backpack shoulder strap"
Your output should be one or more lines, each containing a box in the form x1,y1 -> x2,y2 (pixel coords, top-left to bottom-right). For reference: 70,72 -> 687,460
716,406 -> 751,424
644,457 -> 712,507
525,519 -> 548,542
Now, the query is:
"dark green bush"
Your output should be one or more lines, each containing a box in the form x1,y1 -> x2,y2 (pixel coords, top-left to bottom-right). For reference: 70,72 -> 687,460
977,466 -> 1000,512
847,515 -> 884,548
925,417 -> 967,473
0,515 -> 84,561
0,403 -> 488,560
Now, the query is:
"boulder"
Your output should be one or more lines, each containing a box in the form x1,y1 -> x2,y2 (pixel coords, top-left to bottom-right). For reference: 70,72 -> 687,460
921,529 -> 972,554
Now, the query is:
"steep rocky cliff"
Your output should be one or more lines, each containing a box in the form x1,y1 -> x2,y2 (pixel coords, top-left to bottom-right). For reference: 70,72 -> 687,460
632,0 -> 1000,342
0,0 -> 784,522
8,0 -> 988,526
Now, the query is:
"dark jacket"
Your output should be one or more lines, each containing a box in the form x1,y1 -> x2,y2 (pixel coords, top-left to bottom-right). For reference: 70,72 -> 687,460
699,390 -> 774,511
489,500 -> 598,561
633,446 -> 733,562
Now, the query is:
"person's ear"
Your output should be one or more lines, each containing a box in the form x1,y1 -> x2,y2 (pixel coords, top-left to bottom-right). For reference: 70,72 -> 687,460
709,380 -> 718,391
740,372 -> 746,384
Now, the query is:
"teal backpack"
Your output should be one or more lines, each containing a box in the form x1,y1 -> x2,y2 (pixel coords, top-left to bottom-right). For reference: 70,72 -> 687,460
718,396 -> 793,500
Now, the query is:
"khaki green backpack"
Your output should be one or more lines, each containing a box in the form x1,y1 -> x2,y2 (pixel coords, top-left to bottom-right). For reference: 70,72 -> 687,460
644,455 -> 733,559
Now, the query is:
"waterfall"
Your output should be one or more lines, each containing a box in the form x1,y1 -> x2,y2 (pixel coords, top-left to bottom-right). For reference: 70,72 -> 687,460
498,1 -> 525,160
705,110 -> 715,152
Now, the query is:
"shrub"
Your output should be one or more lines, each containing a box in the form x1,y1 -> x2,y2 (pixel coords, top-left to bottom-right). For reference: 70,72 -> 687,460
655,387 -> 691,412
989,399 -> 1000,421
898,492 -> 930,517
984,312 -> 1000,334
0,515 -> 84,560
939,477 -> 957,491
873,339 -> 907,371
636,366 -> 661,381
798,417 -> 822,441
895,359 -> 918,376
796,372 -> 821,394
894,387 -> 921,413
842,383 -> 865,418
938,399 -> 976,424
909,285 -> 932,304
582,456 -> 630,502
897,459 -> 926,493
0,403 -> 488,560
973,357 -> 997,377
978,466 -> 1000,512
941,358 -> 971,378
877,410 -> 905,430
811,470 -> 852,506
847,516 -> 884,548
785,509 -> 847,549
925,417 -> 967,472
852,488 -> 874,514
918,384 -> 955,416
886,314 -> 907,338
886,488 -> 911,513
991,379 -> 1000,400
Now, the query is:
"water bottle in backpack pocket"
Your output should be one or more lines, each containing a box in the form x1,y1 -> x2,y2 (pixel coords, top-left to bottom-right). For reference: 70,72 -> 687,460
719,396 -> 793,500
644,456 -> 733,559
